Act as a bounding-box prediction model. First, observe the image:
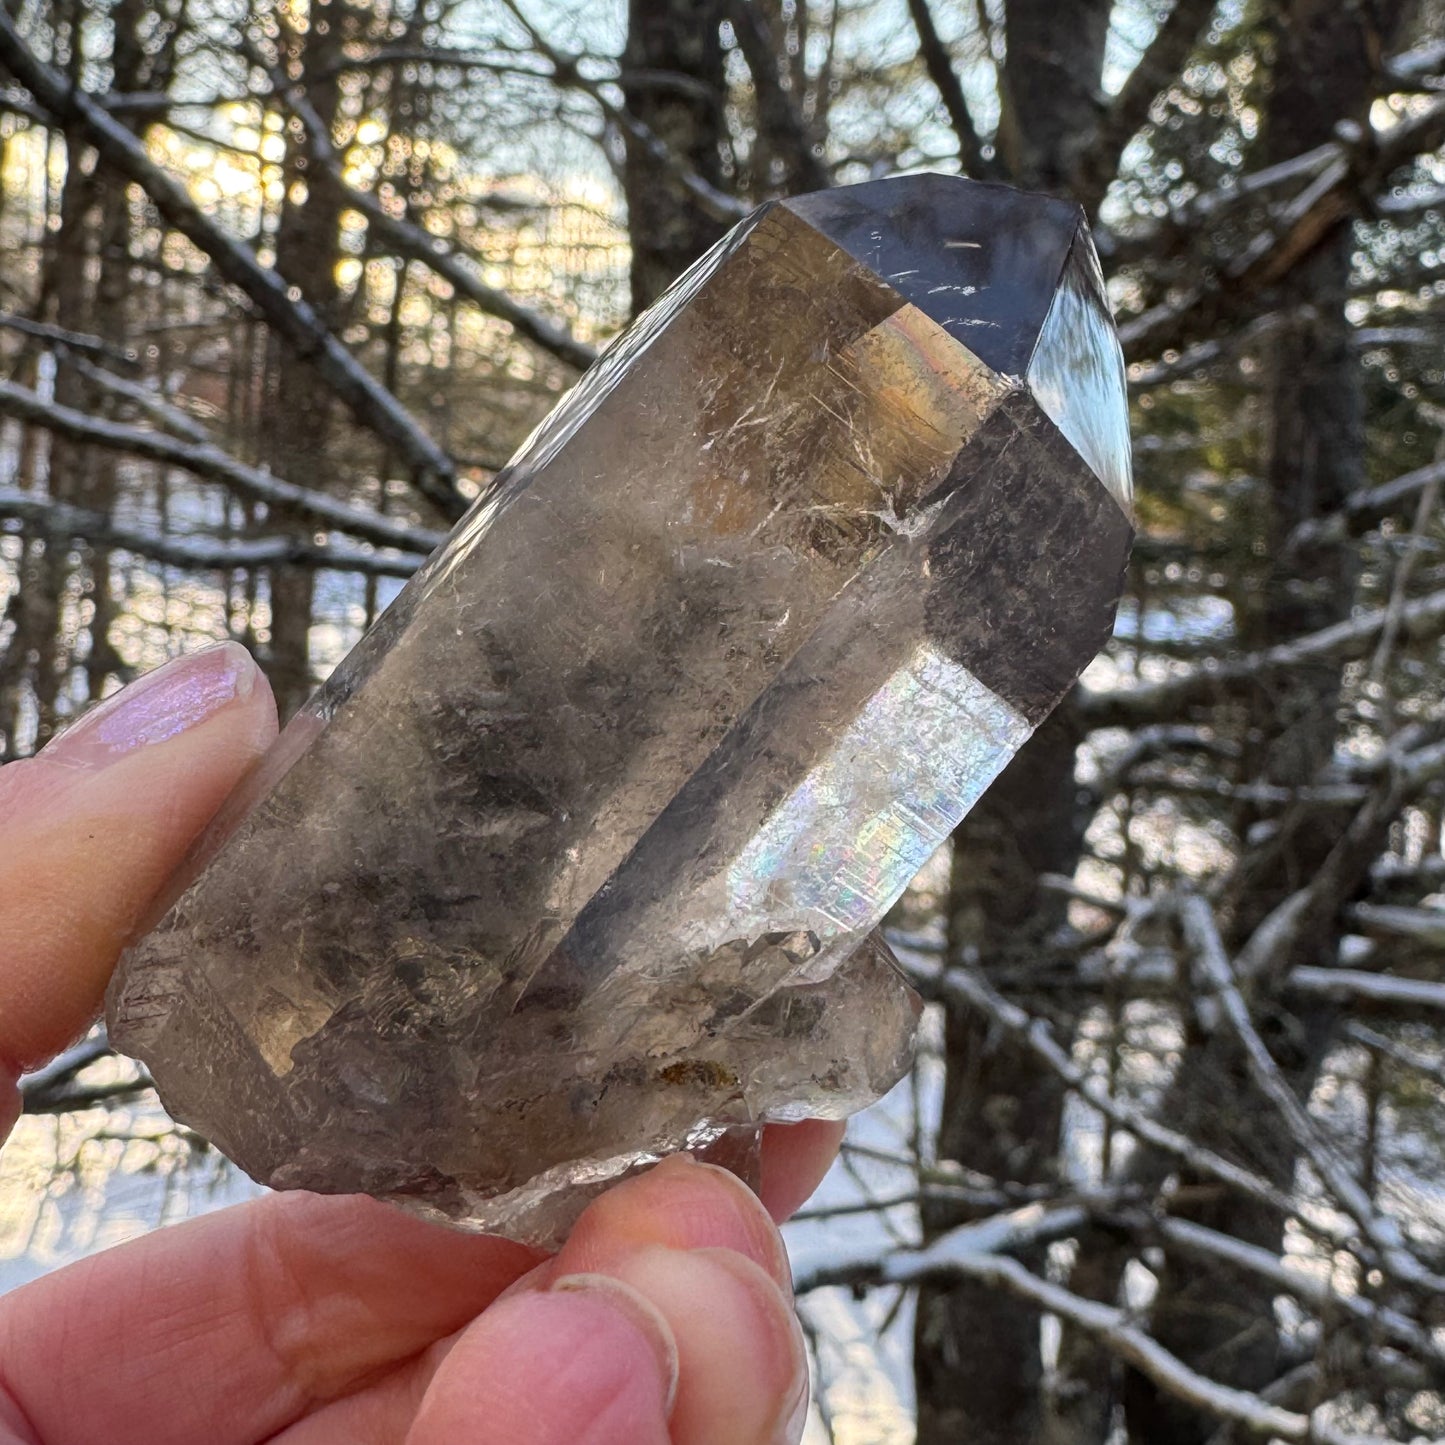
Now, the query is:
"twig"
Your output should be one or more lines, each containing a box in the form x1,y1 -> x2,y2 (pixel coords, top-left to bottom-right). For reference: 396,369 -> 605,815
1120,1209 -> 1445,1368
795,1202 -> 1088,1292
1115,96 -> 1445,361
1367,438 -> 1444,685
1346,902 -> 1445,946
22,1078 -> 154,1114
1287,967 -> 1445,1014
1128,311 -> 1285,390
910,958 -> 1315,1228
1074,0 -> 1219,215
1099,141 -> 1340,267
1231,740 -> 1445,994
68,355 -> 213,445
0,310 -> 139,367
501,0 -> 747,225
903,0 -> 991,179
1289,457 -> 1445,553
1388,37 -> 1445,84
1122,765 -> 1368,808
16,1033 -> 113,1098
1343,1021 -> 1445,1090
727,0 -> 831,191
790,1183 -> 1036,1221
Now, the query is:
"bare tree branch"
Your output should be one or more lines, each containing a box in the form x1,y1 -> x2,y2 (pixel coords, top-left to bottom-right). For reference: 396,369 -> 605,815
0,9 -> 468,520
1117,1209 -> 1445,1368
0,377 -> 447,554
1229,153 -> 1353,288
1344,1021 -> 1445,1089
1098,141 -> 1340,269
798,1212 -> 1377,1445
0,310 -> 139,367
0,487 -> 427,577
1288,967 -> 1445,1014
908,957 -> 1320,1231
727,0 -> 831,190
16,1033 -> 113,1101
263,67 -> 599,373
1127,312 -> 1284,390
1387,37 -> 1445,85
67,355 -> 213,445
1288,456 -> 1445,553
1348,901 -> 1445,947
501,0 -> 747,225
1080,586 -> 1445,728
1117,96 -> 1445,361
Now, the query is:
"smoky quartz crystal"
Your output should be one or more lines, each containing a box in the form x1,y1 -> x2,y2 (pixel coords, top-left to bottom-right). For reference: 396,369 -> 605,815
108,173 -> 1134,1245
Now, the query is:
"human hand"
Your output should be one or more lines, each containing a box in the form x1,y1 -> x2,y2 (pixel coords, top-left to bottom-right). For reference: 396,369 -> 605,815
0,643 -> 840,1444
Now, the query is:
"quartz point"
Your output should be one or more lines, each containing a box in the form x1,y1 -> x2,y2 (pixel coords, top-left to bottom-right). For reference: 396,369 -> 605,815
107,173 -> 1134,1245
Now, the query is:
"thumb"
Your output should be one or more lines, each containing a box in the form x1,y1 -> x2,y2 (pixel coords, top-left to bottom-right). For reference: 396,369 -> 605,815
0,642 -> 277,1134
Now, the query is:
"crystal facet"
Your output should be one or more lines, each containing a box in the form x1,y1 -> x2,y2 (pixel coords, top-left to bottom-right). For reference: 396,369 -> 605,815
107,174 -> 1134,1245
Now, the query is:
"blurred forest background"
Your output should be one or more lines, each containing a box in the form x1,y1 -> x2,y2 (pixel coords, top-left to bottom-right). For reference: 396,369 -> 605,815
4,0 -> 1445,1440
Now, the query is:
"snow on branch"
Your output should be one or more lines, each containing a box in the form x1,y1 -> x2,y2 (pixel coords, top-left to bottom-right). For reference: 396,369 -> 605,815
265,64 -> 599,374
1080,588 -> 1445,728
0,488 -> 427,578
908,957 -> 1313,1229
0,377 -> 447,555
797,1208 -> 1381,1445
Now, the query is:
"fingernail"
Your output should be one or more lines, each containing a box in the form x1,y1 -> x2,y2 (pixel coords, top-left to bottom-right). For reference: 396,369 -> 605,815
552,1273 -> 681,1414
775,1309 -> 811,1444
44,643 -> 259,770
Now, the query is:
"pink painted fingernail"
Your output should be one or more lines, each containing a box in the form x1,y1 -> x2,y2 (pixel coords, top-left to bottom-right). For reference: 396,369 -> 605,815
44,643 -> 260,770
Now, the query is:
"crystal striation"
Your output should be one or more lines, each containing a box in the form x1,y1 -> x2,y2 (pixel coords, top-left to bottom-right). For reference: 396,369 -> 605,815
107,173 -> 1134,1245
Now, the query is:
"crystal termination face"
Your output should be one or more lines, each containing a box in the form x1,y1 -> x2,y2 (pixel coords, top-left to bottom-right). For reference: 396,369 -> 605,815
107,173 -> 1134,1246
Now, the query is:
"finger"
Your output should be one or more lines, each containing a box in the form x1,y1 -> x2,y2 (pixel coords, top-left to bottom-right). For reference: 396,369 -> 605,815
530,1156 -> 809,1445
0,1190 -> 538,1445
540,1154 -> 792,1291
0,642 -> 277,1091
758,1118 -> 846,1221
602,1247 -> 809,1445
403,1278 -> 677,1445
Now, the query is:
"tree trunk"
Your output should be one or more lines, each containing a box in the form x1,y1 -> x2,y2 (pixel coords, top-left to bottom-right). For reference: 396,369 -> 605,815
621,0 -> 730,313
914,709 -> 1087,1445
263,0 -> 351,719
994,0 -> 1112,192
